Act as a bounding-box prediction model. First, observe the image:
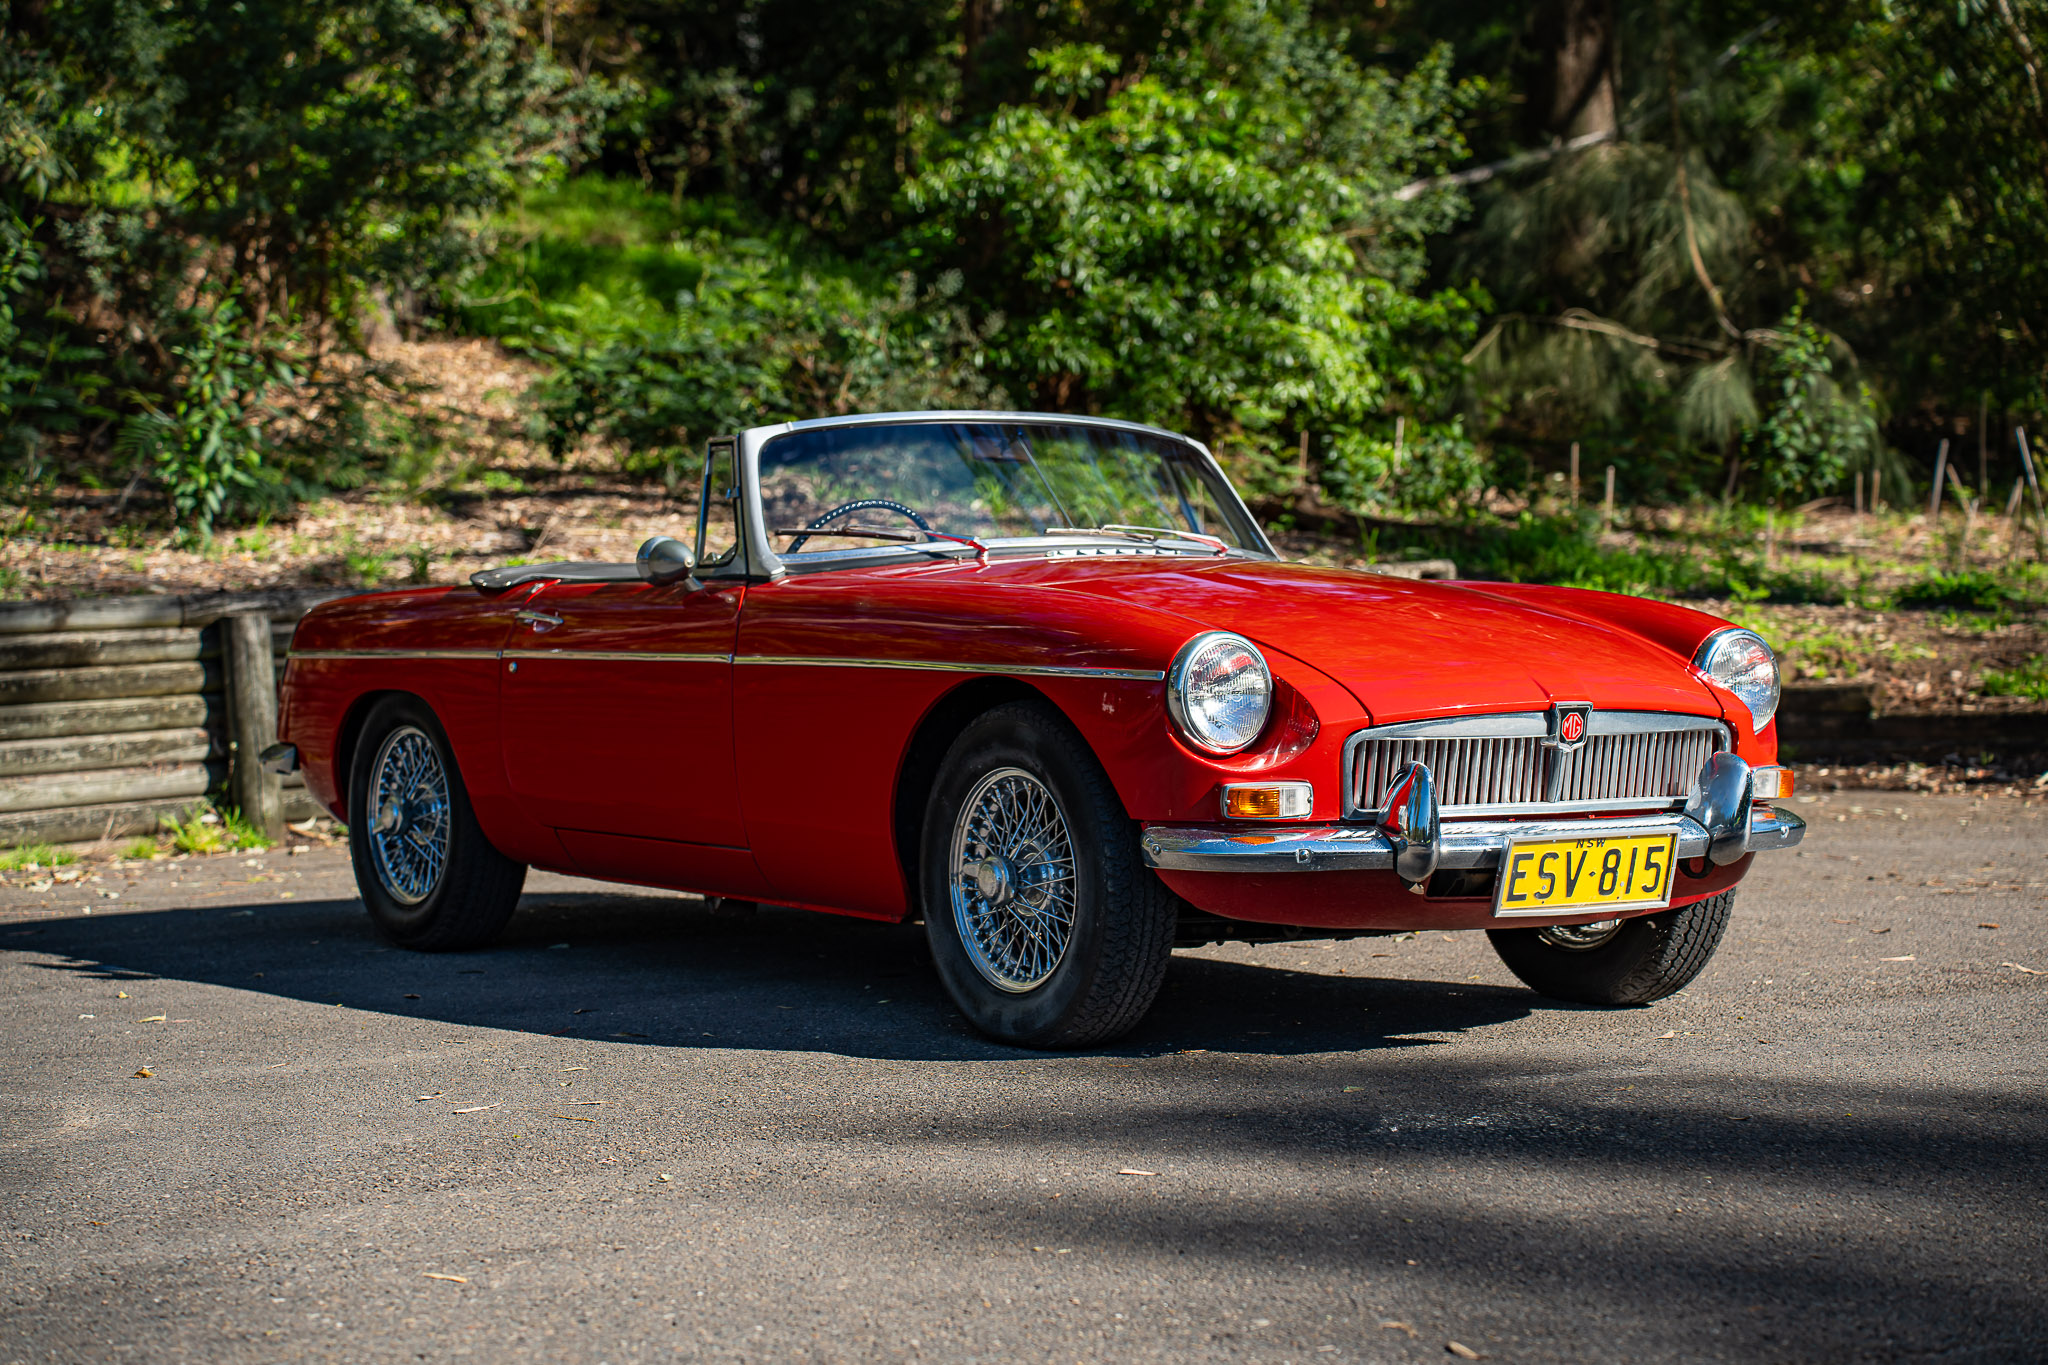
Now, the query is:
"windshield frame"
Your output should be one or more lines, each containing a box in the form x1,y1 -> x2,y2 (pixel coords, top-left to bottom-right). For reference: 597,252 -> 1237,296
734,411 -> 1276,578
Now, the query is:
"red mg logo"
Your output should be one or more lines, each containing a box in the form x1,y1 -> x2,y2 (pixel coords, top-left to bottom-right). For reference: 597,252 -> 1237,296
1559,711 -> 1586,744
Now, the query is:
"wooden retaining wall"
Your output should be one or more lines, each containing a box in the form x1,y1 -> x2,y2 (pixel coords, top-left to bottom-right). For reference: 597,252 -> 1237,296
0,590 -> 355,847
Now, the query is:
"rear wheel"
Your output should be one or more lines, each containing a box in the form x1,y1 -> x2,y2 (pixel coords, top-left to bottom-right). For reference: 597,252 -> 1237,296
1487,890 -> 1734,1006
348,695 -> 526,951
921,701 -> 1176,1048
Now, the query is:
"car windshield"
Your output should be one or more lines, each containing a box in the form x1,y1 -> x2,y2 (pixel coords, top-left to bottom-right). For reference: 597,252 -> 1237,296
757,421 -> 1258,556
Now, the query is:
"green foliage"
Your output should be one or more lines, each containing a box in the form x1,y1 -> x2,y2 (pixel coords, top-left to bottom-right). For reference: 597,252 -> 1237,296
1747,304 -> 1883,502
1893,570 -> 2020,613
159,806 -> 227,855
0,842 -> 75,870
219,806 -> 274,852
904,30 -> 1481,498
159,802 -> 269,854
345,546 -> 395,586
119,837 -> 159,861
1982,656 -> 2048,701
499,179 -> 997,485
1451,513 -> 1714,597
1,0 -> 609,523
113,299 -> 298,541
0,211 -> 110,483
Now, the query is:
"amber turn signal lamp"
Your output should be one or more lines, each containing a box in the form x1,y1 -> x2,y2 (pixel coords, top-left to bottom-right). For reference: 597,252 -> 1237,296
1750,765 -> 1794,800
1221,782 -> 1313,820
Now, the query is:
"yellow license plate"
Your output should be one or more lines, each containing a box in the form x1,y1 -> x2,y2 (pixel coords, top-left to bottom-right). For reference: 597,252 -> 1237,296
1492,833 -> 1677,917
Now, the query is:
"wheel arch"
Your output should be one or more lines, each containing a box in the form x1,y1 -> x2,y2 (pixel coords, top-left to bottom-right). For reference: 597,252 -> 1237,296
332,688 -> 417,815
891,676 -> 1053,919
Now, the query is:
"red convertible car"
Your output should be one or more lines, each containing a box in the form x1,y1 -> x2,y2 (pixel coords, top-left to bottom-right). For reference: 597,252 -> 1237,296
269,412 -> 1802,1047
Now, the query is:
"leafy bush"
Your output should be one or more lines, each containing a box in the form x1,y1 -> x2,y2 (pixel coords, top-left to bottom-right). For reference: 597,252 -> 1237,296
2,0 -> 610,526
1748,304 -> 1886,503
0,212 -> 109,485
904,36 -> 1479,492
112,299 -> 298,541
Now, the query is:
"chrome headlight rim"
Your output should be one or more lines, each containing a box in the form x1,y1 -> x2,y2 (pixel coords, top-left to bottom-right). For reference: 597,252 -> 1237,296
1693,626 -> 1780,734
1166,630 -> 1274,756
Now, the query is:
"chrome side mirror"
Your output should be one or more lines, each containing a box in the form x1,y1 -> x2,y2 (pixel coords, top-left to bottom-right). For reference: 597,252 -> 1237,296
637,535 -> 700,588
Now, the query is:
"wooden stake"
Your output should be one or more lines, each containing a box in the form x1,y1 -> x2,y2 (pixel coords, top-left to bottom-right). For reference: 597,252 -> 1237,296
1928,438 -> 1949,518
1392,415 -> 1405,470
1569,443 -> 1580,509
2018,426 -> 2043,513
1945,460 -> 1975,515
2006,480 -> 2026,518
1854,470 -> 1864,515
1872,468 -> 1882,513
223,612 -> 283,840
1979,393 -> 1989,496
1603,465 -> 1616,527
1946,460 -> 1976,540
1297,430 -> 1310,483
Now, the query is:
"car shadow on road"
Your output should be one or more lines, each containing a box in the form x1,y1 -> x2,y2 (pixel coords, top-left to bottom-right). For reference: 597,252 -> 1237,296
7,882 -> 1542,1061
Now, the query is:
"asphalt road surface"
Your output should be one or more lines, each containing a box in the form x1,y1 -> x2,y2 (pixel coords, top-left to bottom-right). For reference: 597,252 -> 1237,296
2,788 -> 2044,1364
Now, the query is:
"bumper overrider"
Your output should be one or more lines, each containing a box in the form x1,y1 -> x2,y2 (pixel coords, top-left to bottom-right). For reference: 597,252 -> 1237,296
1142,752 -> 1803,880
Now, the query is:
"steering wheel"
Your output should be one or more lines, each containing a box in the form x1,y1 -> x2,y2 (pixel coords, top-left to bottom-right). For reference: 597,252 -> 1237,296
785,498 -> 932,552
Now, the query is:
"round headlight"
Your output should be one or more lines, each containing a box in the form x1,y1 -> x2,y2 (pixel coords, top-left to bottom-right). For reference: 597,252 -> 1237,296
1695,628 -> 1780,733
1167,631 -> 1272,754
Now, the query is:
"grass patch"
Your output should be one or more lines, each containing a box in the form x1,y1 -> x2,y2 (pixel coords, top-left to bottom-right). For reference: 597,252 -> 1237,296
119,837 -> 160,861
457,176 -> 719,342
0,843 -> 76,871
1982,656 -> 2048,700
160,803 -> 272,854
1894,570 -> 2019,612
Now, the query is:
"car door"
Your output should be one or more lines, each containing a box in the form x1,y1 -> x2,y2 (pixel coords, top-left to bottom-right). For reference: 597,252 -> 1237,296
499,576 -> 763,892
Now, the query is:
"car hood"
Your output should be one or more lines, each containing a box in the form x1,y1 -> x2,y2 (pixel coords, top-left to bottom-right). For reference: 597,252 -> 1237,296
1043,557 -> 1721,724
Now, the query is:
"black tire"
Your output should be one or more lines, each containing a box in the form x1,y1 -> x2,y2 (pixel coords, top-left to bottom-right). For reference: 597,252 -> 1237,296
920,700 -> 1177,1048
1487,890 -> 1734,1006
347,694 -> 526,951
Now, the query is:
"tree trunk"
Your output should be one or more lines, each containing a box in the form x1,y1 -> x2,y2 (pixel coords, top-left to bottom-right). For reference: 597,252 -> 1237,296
1536,0 -> 1619,140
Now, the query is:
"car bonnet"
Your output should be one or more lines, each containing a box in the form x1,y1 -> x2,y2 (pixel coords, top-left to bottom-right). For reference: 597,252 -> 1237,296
1039,557 -> 1720,724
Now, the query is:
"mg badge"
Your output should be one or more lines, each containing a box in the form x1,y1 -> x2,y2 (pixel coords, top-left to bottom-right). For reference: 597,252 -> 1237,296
1549,702 -> 1593,751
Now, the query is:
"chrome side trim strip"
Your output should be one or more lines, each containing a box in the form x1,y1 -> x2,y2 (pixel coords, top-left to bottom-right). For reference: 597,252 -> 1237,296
290,647 -> 735,663
517,650 -> 733,664
288,646 -> 1162,680
288,648 -> 502,661
1140,806 -> 1804,874
734,655 -> 1165,682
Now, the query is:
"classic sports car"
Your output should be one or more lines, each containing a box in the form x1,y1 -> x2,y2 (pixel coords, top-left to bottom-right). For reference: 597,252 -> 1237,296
269,411 -> 1803,1047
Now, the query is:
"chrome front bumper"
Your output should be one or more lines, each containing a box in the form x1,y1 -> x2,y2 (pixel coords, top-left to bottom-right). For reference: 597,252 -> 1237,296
1141,804 -> 1804,874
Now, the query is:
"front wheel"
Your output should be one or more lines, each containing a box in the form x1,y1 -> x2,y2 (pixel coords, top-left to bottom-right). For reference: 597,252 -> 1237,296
1487,890 -> 1734,1006
348,695 -> 527,951
920,701 -> 1176,1048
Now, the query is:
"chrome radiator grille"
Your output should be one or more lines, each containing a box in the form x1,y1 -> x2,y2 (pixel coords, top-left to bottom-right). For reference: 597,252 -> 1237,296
1344,712 -> 1726,818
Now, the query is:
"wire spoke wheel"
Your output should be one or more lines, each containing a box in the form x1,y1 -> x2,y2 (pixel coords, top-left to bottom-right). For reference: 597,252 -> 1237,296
367,725 -> 451,906
1535,919 -> 1624,951
948,766 -> 1078,993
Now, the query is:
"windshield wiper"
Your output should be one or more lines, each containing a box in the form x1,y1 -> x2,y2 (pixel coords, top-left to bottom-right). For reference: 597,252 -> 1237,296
773,525 -> 922,543
1054,524 -> 1231,554
774,525 -> 989,562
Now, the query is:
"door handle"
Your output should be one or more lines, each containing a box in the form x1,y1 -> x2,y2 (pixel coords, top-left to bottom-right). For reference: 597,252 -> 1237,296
516,609 -> 563,633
